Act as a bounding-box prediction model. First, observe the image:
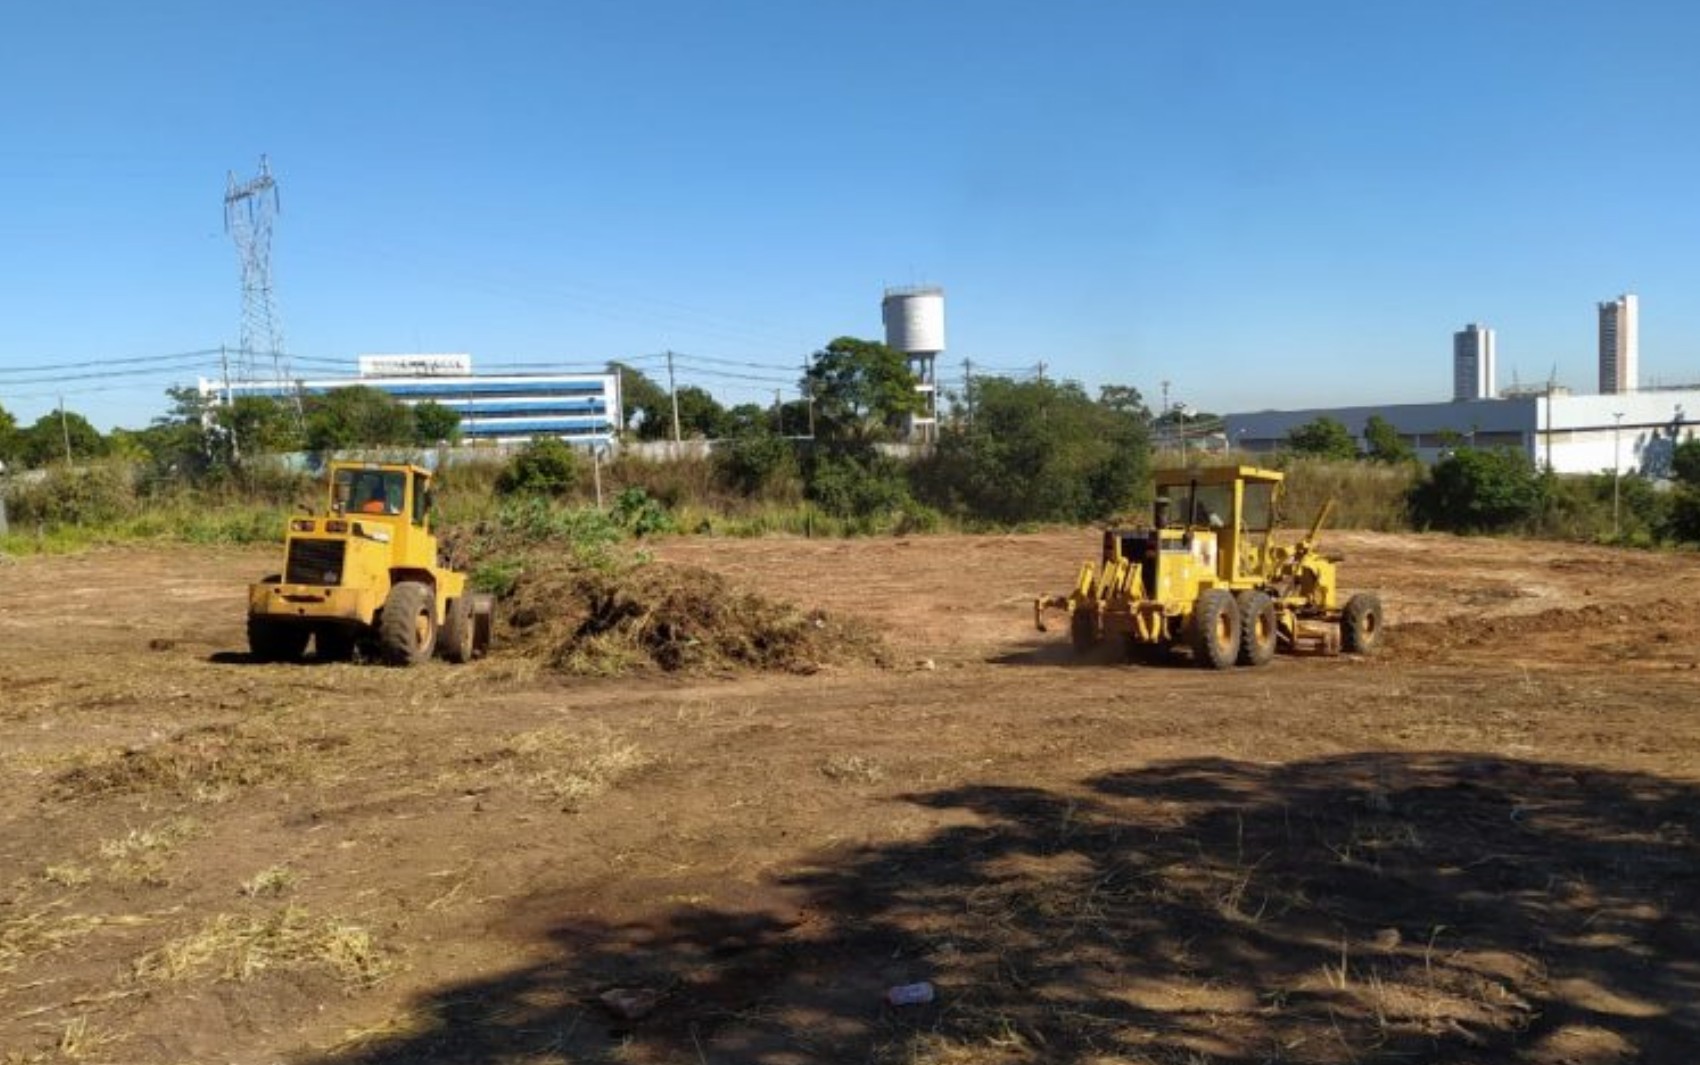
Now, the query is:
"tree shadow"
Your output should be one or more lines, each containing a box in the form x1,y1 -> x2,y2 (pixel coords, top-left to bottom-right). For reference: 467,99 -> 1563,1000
309,752 -> 1700,1063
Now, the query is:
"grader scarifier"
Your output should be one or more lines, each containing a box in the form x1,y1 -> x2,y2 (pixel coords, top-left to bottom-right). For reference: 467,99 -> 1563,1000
1036,466 -> 1383,668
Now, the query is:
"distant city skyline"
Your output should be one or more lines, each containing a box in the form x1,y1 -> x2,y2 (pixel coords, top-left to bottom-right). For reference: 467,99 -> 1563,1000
1598,293 -> 1640,395
1453,323 -> 1497,401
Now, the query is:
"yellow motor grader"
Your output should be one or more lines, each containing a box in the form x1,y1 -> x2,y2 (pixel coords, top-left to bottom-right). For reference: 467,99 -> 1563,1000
1036,465 -> 1382,668
247,460 -> 492,666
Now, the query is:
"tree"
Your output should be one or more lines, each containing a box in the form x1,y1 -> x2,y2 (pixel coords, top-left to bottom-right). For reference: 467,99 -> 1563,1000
608,361 -> 670,440
1285,417 -> 1359,461
0,402 -> 17,465
19,409 -> 105,467
1671,438 -> 1700,487
803,337 -> 922,445
917,377 -> 1150,524
223,395 -> 304,455
304,387 -> 414,453
1097,385 -> 1153,424
1363,415 -> 1414,464
672,386 -> 727,439
1408,448 -> 1545,533
410,401 -> 462,446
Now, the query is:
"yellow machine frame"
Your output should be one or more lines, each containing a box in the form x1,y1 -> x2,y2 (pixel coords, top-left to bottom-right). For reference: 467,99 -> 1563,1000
1036,466 -> 1382,668
246,460 -> 491,665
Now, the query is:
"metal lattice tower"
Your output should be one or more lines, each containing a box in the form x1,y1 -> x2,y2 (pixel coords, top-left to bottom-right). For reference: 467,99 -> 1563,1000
224,155 -> 288,389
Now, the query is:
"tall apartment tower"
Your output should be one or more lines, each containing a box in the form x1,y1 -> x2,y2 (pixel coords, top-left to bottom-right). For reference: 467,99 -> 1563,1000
1598,293 -> 1639,394
1452,323 -> 1496,400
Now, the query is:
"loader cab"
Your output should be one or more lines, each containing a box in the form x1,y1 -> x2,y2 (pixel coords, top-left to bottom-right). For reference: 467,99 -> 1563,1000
330,464 -> 434,529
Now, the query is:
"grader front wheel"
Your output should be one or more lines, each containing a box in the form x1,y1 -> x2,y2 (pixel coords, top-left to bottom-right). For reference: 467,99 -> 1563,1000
1237,590 -> 1277,667
1342,593 -> 1384,655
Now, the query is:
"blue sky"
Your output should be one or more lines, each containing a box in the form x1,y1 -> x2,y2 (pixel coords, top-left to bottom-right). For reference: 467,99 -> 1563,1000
2,0 -> 1697,430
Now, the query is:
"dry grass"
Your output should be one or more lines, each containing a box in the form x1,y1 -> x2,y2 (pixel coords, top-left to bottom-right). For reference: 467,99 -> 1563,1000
98,817 -> 202,885
819,753 -> 887,784
239,865 -> 297,898
480,723 -> 652,809
52,724 -> 346,803
1,900 -> 157,976
133,905 -> 394,987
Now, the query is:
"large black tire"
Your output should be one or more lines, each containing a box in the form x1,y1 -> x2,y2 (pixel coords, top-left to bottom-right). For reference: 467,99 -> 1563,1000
1342,593 -> 1384,655
1070,608 -> 1099,656
378,581 -> 437,666
470,594 -> 494,657
1237,590 -> 1277,667
315,626 -> 357,663
440,596 -> 475,664
248,616 -> 309,663
1190,589 -> 1240,670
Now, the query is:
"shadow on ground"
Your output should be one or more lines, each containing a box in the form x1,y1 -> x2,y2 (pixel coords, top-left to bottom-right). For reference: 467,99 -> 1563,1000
308,752 -> 1700,1064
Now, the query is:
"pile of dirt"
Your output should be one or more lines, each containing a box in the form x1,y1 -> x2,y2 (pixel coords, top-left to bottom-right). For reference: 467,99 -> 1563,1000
500,560 -> 889,675
1392,599 -> 1689,663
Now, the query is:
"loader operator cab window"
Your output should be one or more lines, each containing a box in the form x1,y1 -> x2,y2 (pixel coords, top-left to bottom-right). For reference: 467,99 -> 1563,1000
338,470 -> 406,517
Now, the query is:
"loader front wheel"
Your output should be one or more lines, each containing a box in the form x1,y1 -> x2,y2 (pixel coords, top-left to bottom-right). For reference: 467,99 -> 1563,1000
379,581 -> 437,666
440,596 -> 476,664
248,617 -> 309,663
1237,591 -> 1277,667
1191,590 -> 1240,670
1342,593 -> 1384,655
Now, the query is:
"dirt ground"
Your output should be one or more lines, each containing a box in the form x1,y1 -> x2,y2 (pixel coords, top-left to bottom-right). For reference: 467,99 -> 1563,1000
2,530 -> 1699,1065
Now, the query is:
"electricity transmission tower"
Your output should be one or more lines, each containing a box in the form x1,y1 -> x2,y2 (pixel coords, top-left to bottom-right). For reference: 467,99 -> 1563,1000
224,156 -> 290,392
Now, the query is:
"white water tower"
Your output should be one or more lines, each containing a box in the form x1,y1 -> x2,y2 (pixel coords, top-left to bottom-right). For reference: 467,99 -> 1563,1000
881,285 -> 945,441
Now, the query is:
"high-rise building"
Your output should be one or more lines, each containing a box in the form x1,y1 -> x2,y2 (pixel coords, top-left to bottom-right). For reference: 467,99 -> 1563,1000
1598,293 -> 1639,394
1452,323 -> 1496,401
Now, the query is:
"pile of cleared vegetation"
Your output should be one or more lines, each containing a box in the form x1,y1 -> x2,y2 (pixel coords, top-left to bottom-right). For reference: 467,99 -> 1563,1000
498,558 -> 888,676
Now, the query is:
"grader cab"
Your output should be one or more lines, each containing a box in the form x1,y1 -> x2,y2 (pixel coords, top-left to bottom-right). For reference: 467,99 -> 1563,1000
1036,466 -> 1382,668
247,461 -> 493,666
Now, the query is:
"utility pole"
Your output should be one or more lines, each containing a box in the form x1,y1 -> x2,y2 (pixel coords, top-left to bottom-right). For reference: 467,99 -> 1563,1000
1036,360 -> 1047,384
773,389 -> 783,434
963,357 -> 974,427
58,395 -> 72,464
665,350 -> 682,444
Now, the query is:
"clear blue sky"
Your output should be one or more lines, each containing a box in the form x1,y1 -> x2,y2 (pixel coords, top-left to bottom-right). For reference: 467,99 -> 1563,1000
2,0 -> 1698,430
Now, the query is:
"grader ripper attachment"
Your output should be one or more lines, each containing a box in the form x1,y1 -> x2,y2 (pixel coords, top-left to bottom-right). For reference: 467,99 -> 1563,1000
247,460 -> 493,666
1036,466 -> 1382,669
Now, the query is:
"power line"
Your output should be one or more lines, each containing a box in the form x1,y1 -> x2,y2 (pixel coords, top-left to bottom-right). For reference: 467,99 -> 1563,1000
0,348 -> 225,375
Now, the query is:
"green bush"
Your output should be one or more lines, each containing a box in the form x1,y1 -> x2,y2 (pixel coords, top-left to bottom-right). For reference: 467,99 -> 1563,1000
806,450 -> 911,519
496,438 -> 581,497
714,433 -> 802,499
612,487 -> 676,537
6,461 -> 137,527
1408,449 -> 1545,533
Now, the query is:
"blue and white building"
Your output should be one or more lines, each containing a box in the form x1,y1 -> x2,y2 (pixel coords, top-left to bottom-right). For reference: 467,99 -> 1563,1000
205,354 -> 622,446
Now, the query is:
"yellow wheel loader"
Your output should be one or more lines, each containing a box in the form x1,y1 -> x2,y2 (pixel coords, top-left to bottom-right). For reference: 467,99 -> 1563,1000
247,461 -> 493,666
1036,465 -> 1382,669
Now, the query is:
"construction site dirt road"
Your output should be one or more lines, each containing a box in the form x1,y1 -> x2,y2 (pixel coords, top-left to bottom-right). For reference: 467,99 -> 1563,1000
3,530 -> 1697,1064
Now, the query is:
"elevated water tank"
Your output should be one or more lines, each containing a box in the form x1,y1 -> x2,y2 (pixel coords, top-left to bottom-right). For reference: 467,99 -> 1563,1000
882,285 -> 946,354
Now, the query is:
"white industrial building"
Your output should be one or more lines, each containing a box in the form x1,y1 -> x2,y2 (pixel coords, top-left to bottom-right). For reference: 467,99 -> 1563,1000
1226,389 -> 1699,477
204,354 -> 622,446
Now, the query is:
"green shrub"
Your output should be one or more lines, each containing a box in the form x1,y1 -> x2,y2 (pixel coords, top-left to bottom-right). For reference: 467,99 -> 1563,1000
1408,449 -> 1545,533
612,487 -> 676,537
496,439 -> 581,498
6,461 -> 137,527
714,433 -> 801,499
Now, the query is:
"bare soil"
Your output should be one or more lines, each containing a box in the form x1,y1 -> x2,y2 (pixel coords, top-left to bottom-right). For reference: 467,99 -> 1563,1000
2,530 -> 1699,1064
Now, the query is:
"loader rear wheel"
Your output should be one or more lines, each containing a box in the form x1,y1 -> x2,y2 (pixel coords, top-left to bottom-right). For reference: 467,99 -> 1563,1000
1070,609 -> 1099,655
248,617 -> 309,663
1237,590 -> 1277,667
440,596 -> 476,664
1191,590 -> 1240,670
379,581 -> 437,666
1342,593 -> 1384,655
